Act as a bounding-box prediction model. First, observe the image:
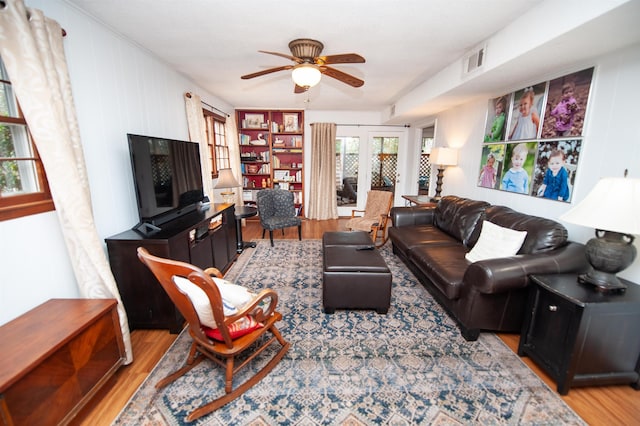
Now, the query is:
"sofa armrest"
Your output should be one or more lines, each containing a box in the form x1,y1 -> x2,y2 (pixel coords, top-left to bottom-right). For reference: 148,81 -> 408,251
464,242 -> 588,294
390,206 -> 436,228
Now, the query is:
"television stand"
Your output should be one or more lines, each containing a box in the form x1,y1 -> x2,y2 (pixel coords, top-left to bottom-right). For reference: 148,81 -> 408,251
133,221 -> 162,236
106,204 -> 237,332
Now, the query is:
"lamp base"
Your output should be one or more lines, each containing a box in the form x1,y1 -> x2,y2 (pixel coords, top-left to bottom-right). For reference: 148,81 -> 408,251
578,271 -> 627,293
579,230 -> 636,294
221,191 -> 235,205
434,167 -> 445,198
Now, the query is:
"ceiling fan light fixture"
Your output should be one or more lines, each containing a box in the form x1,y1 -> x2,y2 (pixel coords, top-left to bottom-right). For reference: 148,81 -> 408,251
291,63 -> 322,88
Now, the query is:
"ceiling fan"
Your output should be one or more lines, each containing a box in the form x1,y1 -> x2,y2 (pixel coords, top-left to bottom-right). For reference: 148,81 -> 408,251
241,38 -> 365,93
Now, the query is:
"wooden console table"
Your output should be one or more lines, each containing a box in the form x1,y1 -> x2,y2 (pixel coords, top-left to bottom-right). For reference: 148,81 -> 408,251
401,194 -> 437,207
0,298 -> 126,425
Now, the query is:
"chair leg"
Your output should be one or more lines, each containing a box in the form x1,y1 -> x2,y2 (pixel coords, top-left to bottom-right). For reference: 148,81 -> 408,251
155,342 -> 205,389
262,229 -> 265,239
269,230 -> 274,246
298,224 -> 302,241
185,326 -> 291,422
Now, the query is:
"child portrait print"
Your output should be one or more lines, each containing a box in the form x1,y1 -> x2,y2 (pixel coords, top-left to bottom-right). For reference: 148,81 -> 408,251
484,94 -> 511,142
532,140 -> 582,202
500,142 -> 537,195
541,68 -> 594,139
508,82 -> 546,141
477,144 -> 505,189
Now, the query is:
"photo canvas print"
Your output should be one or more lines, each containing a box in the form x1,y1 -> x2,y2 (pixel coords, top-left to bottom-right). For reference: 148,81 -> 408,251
484,94 -> 511,142
507,82 -> 547,141
532,139 -> 582,202
477,144 -> 505,189
541,67 -> 594,139
500,141 -> 538,195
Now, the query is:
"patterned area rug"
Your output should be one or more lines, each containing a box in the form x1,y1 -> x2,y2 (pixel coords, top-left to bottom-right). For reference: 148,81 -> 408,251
115,240 -> 584,425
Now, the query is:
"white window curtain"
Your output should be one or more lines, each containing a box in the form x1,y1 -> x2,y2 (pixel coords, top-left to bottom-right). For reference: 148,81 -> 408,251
0,0 -> 133,362
308,123 -> 338,219
225,113 -> 243,207
184,92 -> 214,200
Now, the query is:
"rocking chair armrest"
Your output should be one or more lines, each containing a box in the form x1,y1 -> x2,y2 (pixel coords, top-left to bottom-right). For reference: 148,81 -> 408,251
204,267 -> 223,278
225,288 -> 279,324
351,209 -> 365,218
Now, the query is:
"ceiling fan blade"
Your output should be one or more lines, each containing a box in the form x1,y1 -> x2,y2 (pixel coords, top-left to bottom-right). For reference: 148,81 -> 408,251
321,66 -> 364,87
259,50 -> 303,63
294,84 -> 308,94
317,53 -> 365,65
241,65 -> 293,80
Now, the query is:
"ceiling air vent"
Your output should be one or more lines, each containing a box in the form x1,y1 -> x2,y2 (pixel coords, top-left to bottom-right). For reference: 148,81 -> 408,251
463,45 -> 485,75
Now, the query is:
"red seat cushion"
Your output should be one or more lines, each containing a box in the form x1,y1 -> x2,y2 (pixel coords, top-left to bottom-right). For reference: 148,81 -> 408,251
203,315 -> 263,341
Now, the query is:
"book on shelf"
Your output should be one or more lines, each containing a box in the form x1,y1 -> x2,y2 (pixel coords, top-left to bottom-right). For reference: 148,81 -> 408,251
239,134 -> 251,145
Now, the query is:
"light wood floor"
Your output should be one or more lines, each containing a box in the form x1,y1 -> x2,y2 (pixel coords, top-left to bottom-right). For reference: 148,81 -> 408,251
73,218 -> 640,425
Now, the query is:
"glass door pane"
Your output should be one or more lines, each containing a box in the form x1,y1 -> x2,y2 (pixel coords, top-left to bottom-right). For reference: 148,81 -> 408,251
370,136 -> 398,198
336,136 -> 359,207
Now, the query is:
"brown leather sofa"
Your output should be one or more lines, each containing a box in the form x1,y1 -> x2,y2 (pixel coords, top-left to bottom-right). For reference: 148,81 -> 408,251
389,195 -> 588,341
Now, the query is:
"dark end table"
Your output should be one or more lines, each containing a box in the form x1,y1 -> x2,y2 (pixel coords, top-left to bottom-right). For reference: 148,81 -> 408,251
518,273 -> 640,394
235,205 -> 258,253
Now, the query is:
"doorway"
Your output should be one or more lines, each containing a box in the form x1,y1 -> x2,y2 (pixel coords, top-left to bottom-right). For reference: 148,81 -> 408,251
336,127 -> 408,216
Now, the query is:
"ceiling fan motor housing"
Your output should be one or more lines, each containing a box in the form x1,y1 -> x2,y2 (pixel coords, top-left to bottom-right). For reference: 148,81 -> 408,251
289,39 -> 324,60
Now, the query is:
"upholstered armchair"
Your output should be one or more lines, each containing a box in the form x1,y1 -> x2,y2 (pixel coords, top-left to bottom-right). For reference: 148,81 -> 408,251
256,189 -> 302,246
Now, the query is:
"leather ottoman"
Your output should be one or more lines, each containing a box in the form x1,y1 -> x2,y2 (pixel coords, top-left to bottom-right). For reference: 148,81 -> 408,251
322,230 -> 373,247
322,232 -> 392,314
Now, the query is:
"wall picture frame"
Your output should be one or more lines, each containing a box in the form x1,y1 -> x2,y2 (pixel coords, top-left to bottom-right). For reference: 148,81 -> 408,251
541,67 -> 594,139
244,113 -> 264,129
532,139 -> 582,202
283,113 -> 299,132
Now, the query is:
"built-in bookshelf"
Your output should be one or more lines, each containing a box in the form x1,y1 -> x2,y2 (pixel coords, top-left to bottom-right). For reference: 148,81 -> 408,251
236,109 -> 304,215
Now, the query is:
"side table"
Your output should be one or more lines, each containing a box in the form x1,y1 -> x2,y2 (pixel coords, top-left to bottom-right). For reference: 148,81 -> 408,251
518,273 -> 640,394
235,205 -> 258,253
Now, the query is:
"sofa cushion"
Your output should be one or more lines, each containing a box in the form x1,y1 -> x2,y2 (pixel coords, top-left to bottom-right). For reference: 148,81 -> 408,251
388,225 -> 459,255
485,205 -> 568,254
465,221 -> 527,263
434,196 -> 490,247
409,244 -> 470,299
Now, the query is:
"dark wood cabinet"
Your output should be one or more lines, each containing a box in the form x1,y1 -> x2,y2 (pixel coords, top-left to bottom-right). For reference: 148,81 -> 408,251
518,273 -> 640,394
105,204 -> 237,333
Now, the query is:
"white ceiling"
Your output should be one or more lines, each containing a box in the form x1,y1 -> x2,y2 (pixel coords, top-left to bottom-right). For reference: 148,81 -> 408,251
64,0 -> 640,121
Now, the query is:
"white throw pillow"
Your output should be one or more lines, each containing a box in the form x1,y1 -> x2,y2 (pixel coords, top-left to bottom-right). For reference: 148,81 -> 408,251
465,220 -> 527,263
173,276 -> 254,329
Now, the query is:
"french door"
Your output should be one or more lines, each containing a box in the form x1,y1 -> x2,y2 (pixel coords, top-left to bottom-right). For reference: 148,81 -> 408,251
336,128 -> 409,216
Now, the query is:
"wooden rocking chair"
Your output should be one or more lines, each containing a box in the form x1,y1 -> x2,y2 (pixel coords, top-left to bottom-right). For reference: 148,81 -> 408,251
345,190 -> 394,247
137,247 -> 290,422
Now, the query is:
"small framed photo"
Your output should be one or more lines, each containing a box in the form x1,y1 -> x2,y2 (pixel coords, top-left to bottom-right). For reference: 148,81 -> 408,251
244,113 -> 264,129
283,113 -> 299,132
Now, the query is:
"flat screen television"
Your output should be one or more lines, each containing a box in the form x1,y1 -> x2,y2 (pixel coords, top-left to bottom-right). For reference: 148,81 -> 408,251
127,133 -> 204,233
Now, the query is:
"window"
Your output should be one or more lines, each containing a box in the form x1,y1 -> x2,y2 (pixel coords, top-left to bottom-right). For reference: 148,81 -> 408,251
0,56 -> 54,221
203,109 -> 229,177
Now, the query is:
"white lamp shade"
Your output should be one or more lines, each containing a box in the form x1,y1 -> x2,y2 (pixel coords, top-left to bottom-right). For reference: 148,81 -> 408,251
214,168 -> 240,189
430,147 -> 458,166
291,64 -> 322,88
560,177 -> 640,235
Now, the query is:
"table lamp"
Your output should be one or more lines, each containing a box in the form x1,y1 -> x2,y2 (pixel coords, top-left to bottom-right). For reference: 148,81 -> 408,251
214,168 -> 240,204
430,147 -> 458,199
559,173 -> 640,292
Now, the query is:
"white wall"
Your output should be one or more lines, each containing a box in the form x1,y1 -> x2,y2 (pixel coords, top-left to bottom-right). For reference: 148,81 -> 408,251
433,43 -> 640,283
0,0 -> 233,324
